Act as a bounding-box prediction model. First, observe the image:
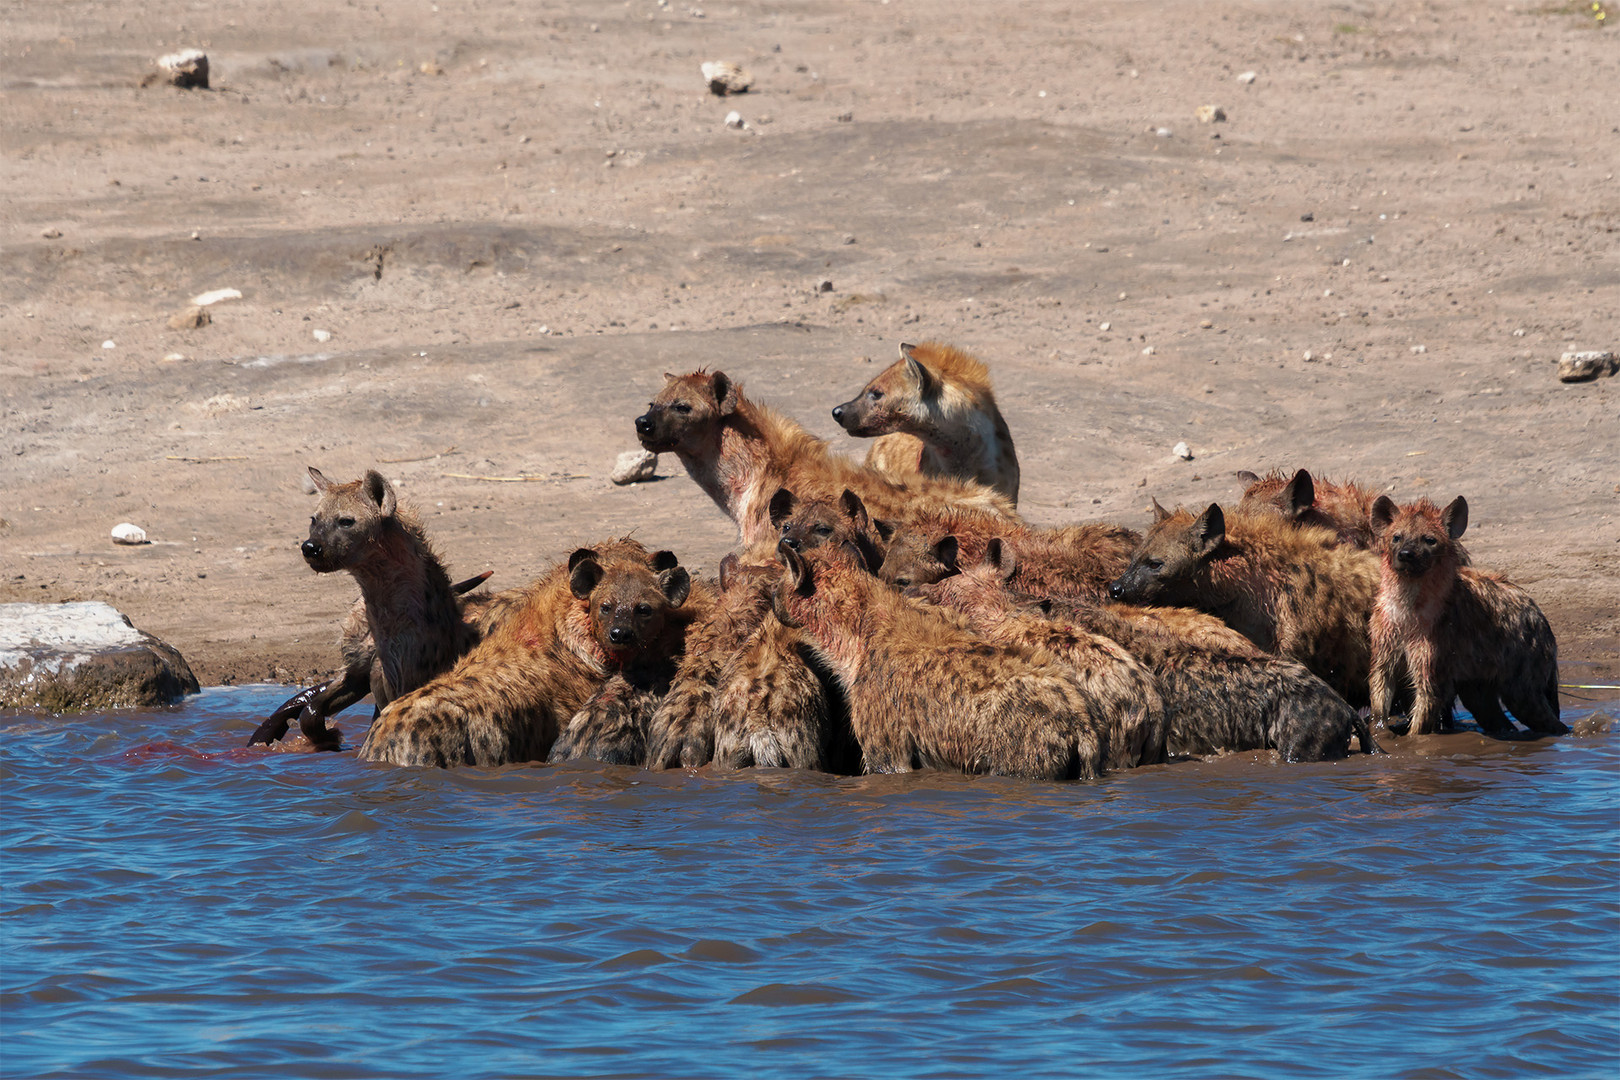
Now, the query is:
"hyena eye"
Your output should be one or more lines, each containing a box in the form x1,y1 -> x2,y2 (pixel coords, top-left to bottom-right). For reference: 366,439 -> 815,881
600,602 -> 612,613
1422,536 -> 1437,546
1144,558 -> 1164,571
868,389 -> 883,402
1392,534 -> 1405,545
634,603 -> 652,617
673,402 -> 693,414
338,517 -> 356,528
894,577 -> 912,588
815,525 -> 832,536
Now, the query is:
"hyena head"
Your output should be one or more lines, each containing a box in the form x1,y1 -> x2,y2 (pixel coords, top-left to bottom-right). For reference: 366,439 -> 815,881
912,538 -> 1016,607
769,487 -> 886,565
634,370 -> 739,455
831,342 -> 935,437
877,529 -> 960,589
1108,502 -> 1227,605
1237,468 -> 1317,522
717,552 -> 778,598
301,467 -> 401,573
569,547 -> 691,666
1370,495 -> 1467,579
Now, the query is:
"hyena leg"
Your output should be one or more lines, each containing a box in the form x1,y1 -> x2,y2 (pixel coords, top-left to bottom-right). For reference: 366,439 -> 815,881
1369,648 -> 1407,735
1456,682 -> 1518,739
1499,682 -> 1570,737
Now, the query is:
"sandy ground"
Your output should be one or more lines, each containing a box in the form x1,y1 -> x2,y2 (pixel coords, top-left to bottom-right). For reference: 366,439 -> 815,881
3,1 -> 1616,705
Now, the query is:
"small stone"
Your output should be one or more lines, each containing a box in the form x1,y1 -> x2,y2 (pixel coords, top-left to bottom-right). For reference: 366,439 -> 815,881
1237,70 -> 1258,85
190,287 -> 242,307
312,328 -> 332,343
101,340 -> 116,349
1410,344 -> 1427,354
701,60 -> 752,96
1173,441 -> 1193,461
419,60 -> 444,76
1141,345 -> 1155,355
111,523 -> 149,545
1155,127 -> 1173,138
162,352 -> 188,362
724,110 -> 745,129
168,306 -> 211,330
1300,212 -> 1314,222
610,449 -> 658,485
817,279 -> 834,293
1513,328 -> 1526,337
41,227 -> 62,239
155,48 -> 209,89
1557,350 -> 1618,383
1196,105 -> 1226,124
1099,321 -> 1111,331
843,235 -> 857,245
1199,319 -> 1214,329
835,111 -> 853,123
1302,350 -> 1315,361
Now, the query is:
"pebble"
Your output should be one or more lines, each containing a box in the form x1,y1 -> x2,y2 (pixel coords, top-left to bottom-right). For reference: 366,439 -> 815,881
1302,350 -> 1316,361
1196,105 -> 1226,124
191,287 -> 242,307
1199,319 -> 1214,329
101,340 -> 116,349
725,111 -> 745,130
155,48 -> 209,89
817,279 -> 834,293
1173,441 -> 1193,461
1237,70 -> 1258,85
701,60 -> 752,96
1142,345 -> 1155,355
610,449 -> 658,485
1155,127 -> 1173,138
312,329 -> 332,343
1558,350 -> 1618,383
111,523 -> 149,545
41,227 -> 62,239
168,306 -> 210,330
1410,344 -> 1427,354
1099,322 -> 1111,331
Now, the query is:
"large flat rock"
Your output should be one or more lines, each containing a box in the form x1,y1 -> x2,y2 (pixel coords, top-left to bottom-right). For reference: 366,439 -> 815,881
0,602 -> 200,710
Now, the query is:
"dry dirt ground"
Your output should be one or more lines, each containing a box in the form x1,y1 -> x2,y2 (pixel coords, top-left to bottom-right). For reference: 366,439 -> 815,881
3,1 -> 1616,705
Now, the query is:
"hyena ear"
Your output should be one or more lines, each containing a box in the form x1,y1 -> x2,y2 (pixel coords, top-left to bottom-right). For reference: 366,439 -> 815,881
873,518 -> 897,544
658,566 -> 692,608
932,535 -> 960,573
985,537 -> 1018,582
1282,469 -> 1316,519
839,489 -> 871,532
307,466 -> 335,493
840,538 -> 878,574
649,549 -> 680,573
362,470 -> 398,517
569,557 -> 604,600
710,371 -> 738,416
777,539 -> 814,596
1369,496 -> 1398,535
718,551 -> 741,592
768,487 -> 796,528
1150,496 -> 1172,523
898,341 -> 917,360
1235,470 -> 1261,489
567,547 -> 599,571
1441,496 -> 1468,541
1192,503 -> 1226,557
902,353 -> 937,397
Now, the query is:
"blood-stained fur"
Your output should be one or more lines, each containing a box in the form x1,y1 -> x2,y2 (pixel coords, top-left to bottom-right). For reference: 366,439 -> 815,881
1109,503 -> 1380,707
359,540 -> 665,767
1369,495 -> 1564,738
774,540 -> 1111,781
633,370 -> 1017,548
832,341 -> 1022,505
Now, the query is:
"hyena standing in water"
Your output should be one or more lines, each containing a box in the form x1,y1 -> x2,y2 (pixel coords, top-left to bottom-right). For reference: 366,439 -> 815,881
248,467 -> 497,752
1368,495 -> 1565,738
832,341 -> 1022,506
548,551 -> 706,767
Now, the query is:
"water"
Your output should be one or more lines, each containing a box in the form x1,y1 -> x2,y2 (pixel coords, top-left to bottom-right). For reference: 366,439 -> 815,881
3,687 -> 1617,1079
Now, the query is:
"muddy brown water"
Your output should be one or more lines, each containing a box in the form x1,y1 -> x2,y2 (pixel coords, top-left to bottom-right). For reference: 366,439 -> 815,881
2,687 -> 1615,1078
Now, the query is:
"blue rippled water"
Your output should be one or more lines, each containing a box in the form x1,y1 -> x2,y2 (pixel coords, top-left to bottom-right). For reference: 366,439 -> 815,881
3,687 -> 1617,1079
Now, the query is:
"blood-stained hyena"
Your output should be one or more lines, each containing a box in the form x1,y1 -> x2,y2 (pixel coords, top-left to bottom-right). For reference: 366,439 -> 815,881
1368,495 -> 1564,738
832,341 -> 1022,505
633,370 -> 1017,549
773,540 -> 1110,781
358,540 -> 661,767
1108,502 -> 1380,707
249,467 -> 505,752
548,550 -> 707,767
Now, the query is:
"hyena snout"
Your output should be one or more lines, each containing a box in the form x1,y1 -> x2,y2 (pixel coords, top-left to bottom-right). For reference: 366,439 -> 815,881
1107,579 -> 1125,601
634,412 -> 655,437
831,398 -> 865,433
301,539 -> 322,560
607,624 -> 635,646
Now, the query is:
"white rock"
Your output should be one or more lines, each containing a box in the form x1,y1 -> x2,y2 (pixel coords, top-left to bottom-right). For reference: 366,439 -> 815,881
1141,346 -> 1155,355
1099,321 -> 1111,331
1155,127 -> 1173,138
1410,345 -> 1427,354
1302,350 -> 1315,361
610,449 -> 658,485
190,287 -> 242,307
111,523 -> 149,545
102,340 -> 116,349
1196,105 -> 1226,124
1558,350 -> 1619,383
1237,71 -> 1258,85
1173,441 -> 1193,461
725,110 -> 745,130
156,48 -> 209,89
312,328 -> 332,343
701,60 -> 752,96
